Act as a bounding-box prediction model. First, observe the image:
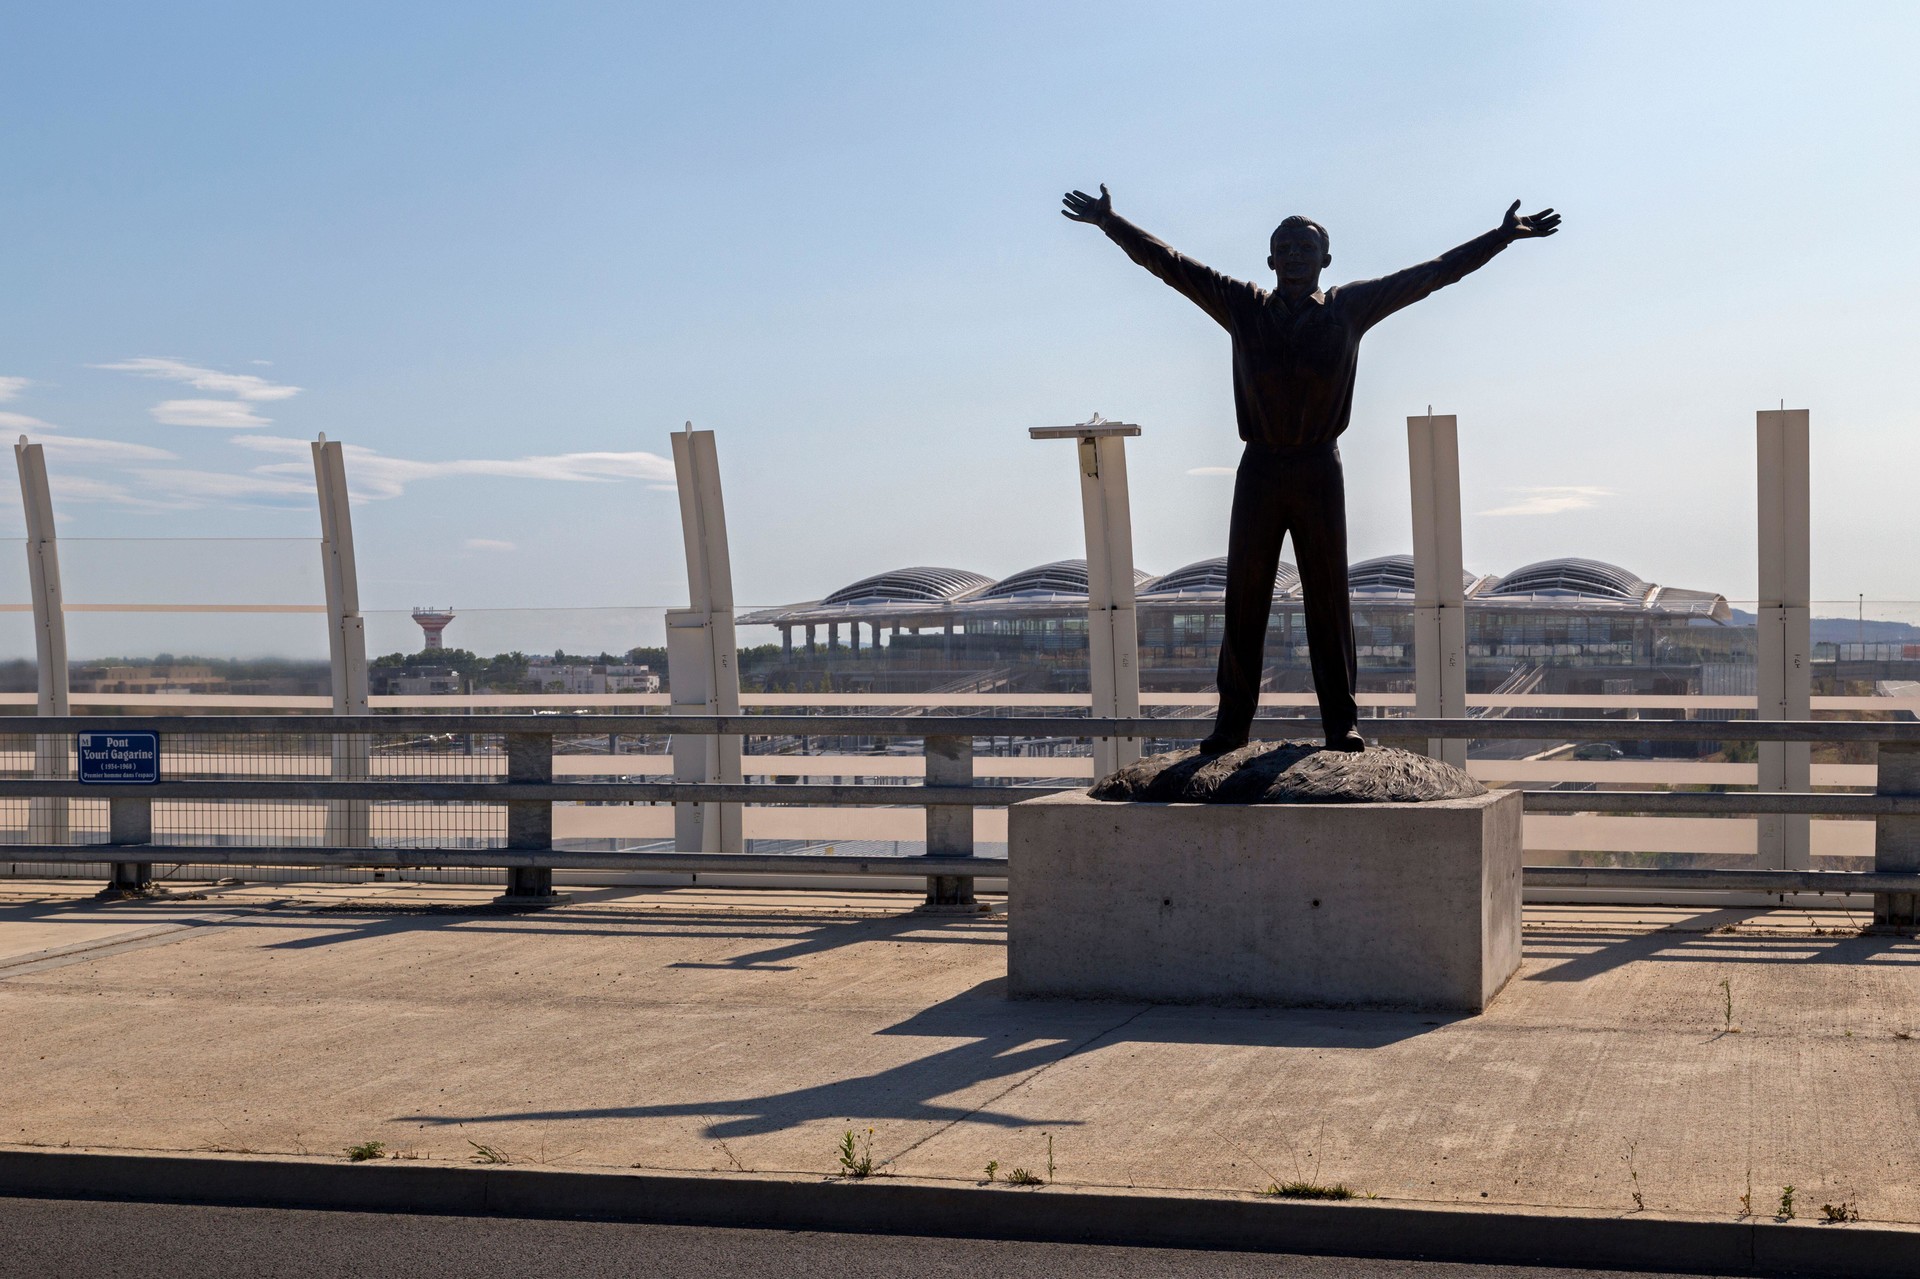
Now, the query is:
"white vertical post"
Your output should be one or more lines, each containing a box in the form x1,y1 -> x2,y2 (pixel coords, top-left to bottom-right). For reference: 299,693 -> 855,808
1409,414 -> 1468,769
1031,417 -> 1143,778
312,436 -> 370,848
15,438 -> 70,843
669,425 -> 742,854
1756,409 -> 1811,872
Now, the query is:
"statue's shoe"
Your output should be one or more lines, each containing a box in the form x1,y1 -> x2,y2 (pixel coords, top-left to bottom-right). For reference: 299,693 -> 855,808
1323,728 -> 1367,753
1197,731 -> 1249,756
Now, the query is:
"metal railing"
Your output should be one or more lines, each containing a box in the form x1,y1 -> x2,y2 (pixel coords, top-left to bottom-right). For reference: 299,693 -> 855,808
3,713 -> 1918,924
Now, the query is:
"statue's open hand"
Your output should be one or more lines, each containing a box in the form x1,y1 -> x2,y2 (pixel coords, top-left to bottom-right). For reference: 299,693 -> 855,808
1501,199 -> 1561,239
1062,185 -> 1113,226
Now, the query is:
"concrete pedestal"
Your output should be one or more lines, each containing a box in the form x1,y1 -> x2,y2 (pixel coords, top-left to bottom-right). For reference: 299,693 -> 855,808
1008,789 -> 1522,1012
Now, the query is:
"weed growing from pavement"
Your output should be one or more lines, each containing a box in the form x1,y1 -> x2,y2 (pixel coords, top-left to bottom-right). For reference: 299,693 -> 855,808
1719,978 -> 1739,1033
345,1141 -> 386,1162
467,1140 -> 509,1165
1005,1167 -> 1045,1186
1623,1141 -> 1645,1211
837,1128 -> 875,1178
1821,1199 -> 1860,1223
1739,1169 -> 1753,1218
1264,1181 -> 1355,1200
983,1160 -> 999,1183
1778,1185 -> 1796,1220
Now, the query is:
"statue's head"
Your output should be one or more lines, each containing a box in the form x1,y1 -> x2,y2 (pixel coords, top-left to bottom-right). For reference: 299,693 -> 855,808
1268,216 -> 1331,292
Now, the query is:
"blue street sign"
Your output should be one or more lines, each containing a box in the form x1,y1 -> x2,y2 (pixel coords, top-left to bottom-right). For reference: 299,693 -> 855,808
77,731 -> 160,784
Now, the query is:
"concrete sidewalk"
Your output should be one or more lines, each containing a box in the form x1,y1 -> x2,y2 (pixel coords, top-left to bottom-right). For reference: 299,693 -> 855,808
0,879 -> 1914,1226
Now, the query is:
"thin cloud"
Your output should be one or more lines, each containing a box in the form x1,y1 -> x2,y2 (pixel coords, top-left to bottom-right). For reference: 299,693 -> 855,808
130,468 -> 313,505
94,357 -> 300,402
36,435 -> 177,464
464,538 -> 517,552
152,399 -> 273,428
235,435 -> 676,500
1479,485 -> 1614,517
1187,465 -> 1235,477
0,411 -> 56,431
0,377 -> 28,402
47,473 -> 191,512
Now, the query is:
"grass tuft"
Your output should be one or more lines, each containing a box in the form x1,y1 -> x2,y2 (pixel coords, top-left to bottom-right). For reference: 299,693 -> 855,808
1265,1181 -> 1354,1200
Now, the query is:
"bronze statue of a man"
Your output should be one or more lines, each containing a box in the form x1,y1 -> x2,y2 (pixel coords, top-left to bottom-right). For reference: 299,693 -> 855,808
1063,185 -> 1560,754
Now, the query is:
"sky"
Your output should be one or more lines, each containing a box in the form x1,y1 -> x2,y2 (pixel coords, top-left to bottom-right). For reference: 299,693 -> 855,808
4,2 -> 1919,657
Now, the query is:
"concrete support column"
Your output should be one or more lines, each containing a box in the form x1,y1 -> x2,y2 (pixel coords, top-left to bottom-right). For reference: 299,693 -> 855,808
1757,409 -> 1811,872
14,438 -> 69,846
828,623 -> 839,652
1409,414 -> 1468,769
806,624 -> 816,654
667,425 -> 743,854
497,732 -> 566,906
312,437 -> 371,850
1030,416 -> 1144,778
921,734 -> 978,912
1874,742 -> 1920,930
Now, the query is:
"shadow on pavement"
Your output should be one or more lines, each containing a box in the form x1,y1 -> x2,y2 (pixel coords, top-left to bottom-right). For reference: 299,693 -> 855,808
394,977 -> 1447,1139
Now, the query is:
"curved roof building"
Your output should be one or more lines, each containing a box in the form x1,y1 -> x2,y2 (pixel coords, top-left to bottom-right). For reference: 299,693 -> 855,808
1480,556 -> 1728,620
1140,556 -> 1300,599
820,566 -> 992,607
973,559 -> 1152,602
1486,557 -> 1649,601
738,553 -> 1731,640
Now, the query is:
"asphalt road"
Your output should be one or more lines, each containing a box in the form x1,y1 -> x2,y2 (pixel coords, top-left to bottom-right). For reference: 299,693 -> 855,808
0,1196 -> 1726,1279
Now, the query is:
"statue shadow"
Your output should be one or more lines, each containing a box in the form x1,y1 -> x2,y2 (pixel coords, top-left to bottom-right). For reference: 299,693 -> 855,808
394,977 -> 1445,1141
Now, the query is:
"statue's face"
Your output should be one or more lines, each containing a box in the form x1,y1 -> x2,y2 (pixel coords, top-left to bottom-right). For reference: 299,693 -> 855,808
1267,227 -> 1331,290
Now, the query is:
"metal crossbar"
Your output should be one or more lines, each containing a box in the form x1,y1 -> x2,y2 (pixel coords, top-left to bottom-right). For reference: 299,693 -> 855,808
8,713 -> 1920,741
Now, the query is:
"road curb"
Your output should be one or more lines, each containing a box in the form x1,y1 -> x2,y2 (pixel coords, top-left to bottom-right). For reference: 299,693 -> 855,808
1,1147 -> 1914,1276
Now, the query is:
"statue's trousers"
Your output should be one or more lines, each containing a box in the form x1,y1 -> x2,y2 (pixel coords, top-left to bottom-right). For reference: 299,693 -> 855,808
1214,441 -> 1358,743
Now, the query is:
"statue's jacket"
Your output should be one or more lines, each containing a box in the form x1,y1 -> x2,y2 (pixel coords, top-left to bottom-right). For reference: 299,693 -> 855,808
1101,215 -> 1509,456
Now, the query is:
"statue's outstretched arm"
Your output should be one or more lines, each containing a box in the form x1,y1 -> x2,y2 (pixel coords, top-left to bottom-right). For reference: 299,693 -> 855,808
1343,200 -> 1561,330
1062,184 -> 1250,329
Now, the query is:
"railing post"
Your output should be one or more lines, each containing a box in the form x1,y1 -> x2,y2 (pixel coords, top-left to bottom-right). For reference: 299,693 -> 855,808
497,731 -> 565,906
1874,742 -> 1920,930
14,438 -> 70,847
1409,413 -> 1468,769
1030,416 -> 1144,779
920,733 -> 979,913
102,796 -> 154,899
1756,409 -> 1812,872
312,436 -> 371,850
669,425 -> 743,853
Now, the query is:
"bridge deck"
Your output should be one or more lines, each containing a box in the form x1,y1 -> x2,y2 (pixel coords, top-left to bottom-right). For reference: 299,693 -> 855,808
0,882 -> 1911,1224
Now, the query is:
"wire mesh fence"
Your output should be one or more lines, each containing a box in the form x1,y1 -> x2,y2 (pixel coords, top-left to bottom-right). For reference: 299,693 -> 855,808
0,729 -> 514,885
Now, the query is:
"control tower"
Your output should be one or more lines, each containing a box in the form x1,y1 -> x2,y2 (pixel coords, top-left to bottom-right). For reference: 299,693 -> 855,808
412,606 -> 456,651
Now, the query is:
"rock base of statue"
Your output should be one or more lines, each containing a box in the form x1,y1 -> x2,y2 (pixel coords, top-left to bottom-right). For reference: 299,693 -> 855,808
1089,740 -> 1487,805
1008,749 -> 1521,1011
